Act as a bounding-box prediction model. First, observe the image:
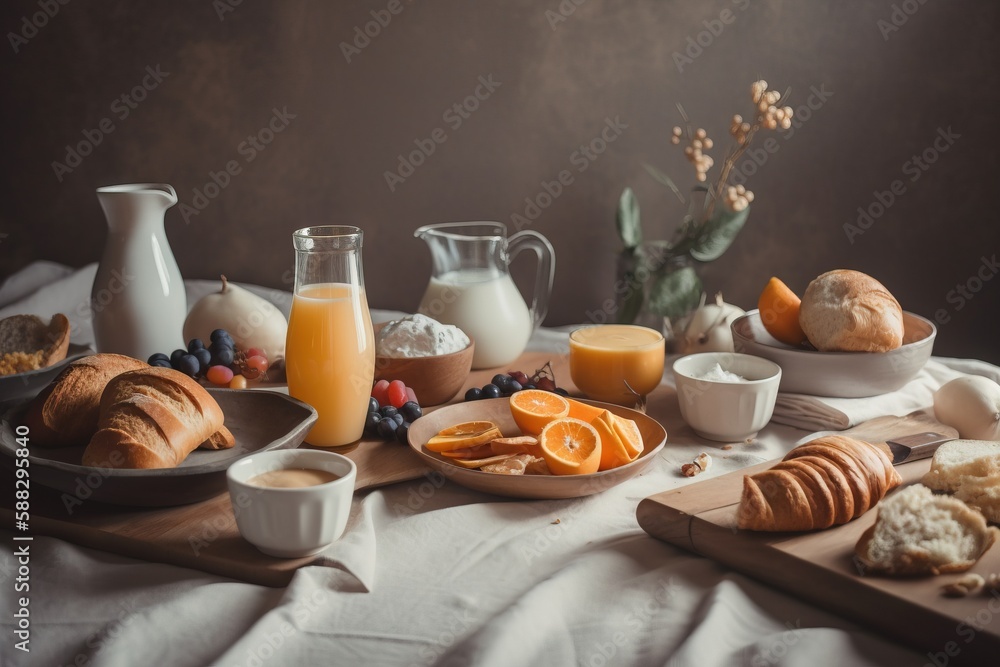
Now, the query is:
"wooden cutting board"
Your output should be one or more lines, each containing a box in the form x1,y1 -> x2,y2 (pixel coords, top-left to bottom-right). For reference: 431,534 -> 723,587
0,351 -> 574,587
637,411 -> 1000,663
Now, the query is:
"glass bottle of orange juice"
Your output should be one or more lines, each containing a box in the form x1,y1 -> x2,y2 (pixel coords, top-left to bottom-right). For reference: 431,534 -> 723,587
286,226 -> 375,447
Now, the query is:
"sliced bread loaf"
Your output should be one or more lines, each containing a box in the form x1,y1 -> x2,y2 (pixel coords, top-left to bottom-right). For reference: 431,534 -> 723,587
0,313 -> 70,375
921,439 -> 1000,493
855,484 -> 998,576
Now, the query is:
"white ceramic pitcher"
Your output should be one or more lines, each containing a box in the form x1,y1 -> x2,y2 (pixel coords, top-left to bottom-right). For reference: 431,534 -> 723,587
92,183 -> 186,360
415,221 -> 554,369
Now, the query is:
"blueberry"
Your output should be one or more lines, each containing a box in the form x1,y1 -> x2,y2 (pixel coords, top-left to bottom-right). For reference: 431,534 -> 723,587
379,405 -> 398,419
554,387 -> 569,397
377,418 -> 397,440
481,383 -> 501,399
150,359 -> 173,368
187,338 -> 205,353
396,421 -> 410,445
392,414 -> 404,427
368,397 -> 380,413
148,352 -> 170,365
491,374 -> 512,392
210,329 -> 233,345
209,342 -> 235,367
506,380 -> 523,394
176,354 -> 200,377
400,401 -> 422,422
169,349 -> 187,366
193,348 -> 212,373
364,411 -> 381,435
522,383 -> 536,390
464,387 -> 483,401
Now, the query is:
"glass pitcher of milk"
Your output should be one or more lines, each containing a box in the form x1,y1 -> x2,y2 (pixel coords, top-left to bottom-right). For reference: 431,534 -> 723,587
415,222 -> 554,369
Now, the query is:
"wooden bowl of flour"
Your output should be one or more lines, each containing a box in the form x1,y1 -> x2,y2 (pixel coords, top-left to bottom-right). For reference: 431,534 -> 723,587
373,322 -> 474,406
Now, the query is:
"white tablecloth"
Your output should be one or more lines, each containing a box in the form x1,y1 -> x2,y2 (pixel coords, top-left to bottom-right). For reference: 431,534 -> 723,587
2,262 -> 995,667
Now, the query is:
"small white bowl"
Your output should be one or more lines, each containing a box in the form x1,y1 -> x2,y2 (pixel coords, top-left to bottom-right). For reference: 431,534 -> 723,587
672,352 -> 782,442
226,449 -> 357,558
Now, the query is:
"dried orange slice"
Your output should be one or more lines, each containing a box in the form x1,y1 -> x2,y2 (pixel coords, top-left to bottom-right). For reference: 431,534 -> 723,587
758,277 -> 806,346
509,389 -> 570,435
490,436 -> 540,457
538,417 -> 601,475
565,397 -> 605,423
426,421 -> 502,452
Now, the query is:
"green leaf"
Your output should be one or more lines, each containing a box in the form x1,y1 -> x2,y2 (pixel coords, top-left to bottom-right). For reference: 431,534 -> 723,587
614,247 -> 645,324
689,203 -> 750,262
615,187 -> 642,250
646,264 -> 703,322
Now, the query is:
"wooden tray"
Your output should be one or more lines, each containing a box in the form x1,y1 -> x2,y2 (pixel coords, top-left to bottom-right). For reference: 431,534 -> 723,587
637,412 -> 1000,663
0,352 -> 578,587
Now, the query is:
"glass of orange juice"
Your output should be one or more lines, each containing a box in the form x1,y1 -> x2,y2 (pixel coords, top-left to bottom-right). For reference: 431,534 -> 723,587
569,324 -> 665,406
285,226 -> 375,447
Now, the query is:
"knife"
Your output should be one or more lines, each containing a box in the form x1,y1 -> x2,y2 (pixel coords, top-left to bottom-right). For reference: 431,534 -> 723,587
877,432 -> 955,465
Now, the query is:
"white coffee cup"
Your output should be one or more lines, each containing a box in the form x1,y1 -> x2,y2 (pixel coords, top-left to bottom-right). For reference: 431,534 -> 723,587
226,449 -> 357,558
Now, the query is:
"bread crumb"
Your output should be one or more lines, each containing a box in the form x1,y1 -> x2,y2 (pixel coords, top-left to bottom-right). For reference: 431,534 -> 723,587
0,351 -> 45,376
551,519 -> 561,525
722,445 -> 733,451
941,573 -> 985,598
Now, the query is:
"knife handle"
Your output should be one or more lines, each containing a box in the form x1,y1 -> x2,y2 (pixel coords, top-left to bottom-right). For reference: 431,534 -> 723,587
884,432 -> 954,465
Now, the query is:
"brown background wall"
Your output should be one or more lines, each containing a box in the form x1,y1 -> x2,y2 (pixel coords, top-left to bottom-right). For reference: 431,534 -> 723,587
1,0 -> 998,363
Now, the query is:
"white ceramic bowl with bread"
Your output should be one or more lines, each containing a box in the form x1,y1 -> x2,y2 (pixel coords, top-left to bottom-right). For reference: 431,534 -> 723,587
672,352 -> 781,442
734,269 -> 936,398
227,449 -> 356,558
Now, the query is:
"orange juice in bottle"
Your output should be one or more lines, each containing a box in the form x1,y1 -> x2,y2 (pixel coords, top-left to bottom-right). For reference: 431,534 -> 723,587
285,227 -> 375,447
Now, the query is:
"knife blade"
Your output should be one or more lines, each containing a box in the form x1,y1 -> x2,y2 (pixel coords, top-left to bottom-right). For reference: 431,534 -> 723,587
876,431 -> 954,465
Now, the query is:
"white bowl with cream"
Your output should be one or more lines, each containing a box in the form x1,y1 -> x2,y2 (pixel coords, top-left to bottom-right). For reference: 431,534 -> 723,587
672,352 -> 782,442
226,449 -> 356,558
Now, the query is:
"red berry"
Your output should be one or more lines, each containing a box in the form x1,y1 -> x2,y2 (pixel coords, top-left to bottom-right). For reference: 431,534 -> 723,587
535,377 -> 557,392
246,347 -> 266,359
247,355 -> 269,374
405,386 -> 418,405
207,365 -> 234,386
388,380 -> 408,409
372,379 -> 390,406
508,371 -> 529,385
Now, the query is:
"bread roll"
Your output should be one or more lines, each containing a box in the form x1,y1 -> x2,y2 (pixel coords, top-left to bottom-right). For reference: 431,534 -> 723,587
0,313 -> 71,375
922,439 -> 1000,522
798,270 -> 903,352
737,435 -> 902,531
854,484 -> 999,576
22,353 -> 147,446
82,367 -> 228,469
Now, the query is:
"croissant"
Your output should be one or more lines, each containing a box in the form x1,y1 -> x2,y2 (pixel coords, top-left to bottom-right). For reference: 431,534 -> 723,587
737,435 -> 902,531
81,367 -> 232,469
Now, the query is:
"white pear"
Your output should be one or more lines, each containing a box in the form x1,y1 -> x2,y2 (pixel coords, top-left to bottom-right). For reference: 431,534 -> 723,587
183,276 -> 288,361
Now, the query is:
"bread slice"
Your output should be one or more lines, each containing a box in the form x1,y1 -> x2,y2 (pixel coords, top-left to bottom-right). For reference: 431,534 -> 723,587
855,484 -> 999,576
922,439 -> 1000,493
951,476 -> 1000,524
798,270 -> 904,352
0,313 -> 71,375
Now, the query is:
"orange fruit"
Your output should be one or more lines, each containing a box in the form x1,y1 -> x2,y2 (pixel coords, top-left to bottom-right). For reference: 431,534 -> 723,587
758,277 -> 807,346
593,412 -> 629,471
566,397 -> 605,423
509,389 -> 570,435
609,413 -> 644,459
426,421 -> 502,452
538,417 -> 601,475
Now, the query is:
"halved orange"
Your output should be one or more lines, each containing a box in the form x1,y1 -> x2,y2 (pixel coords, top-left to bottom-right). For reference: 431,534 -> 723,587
758,277 -> 807,346
426,421 -> 502,452
538,417 -> 601,475
509,390 -> 570,436
566,397 -> 605,423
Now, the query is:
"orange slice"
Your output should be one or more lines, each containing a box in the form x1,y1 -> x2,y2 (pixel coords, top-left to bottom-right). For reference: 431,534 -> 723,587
490,436 -> 541,457
426,421 -> 502,452
566,397 -> 604,423
509,389 -> 570,436
538,417 -> 601,475
609,413 -> 644,459
758,277 -> 807,346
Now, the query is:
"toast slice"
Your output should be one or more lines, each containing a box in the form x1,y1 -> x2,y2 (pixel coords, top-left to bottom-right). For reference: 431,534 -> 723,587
0,313 -> 71,375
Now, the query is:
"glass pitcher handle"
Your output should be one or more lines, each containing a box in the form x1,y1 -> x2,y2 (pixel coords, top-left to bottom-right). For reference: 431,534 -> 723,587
507,230 -> 555,331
